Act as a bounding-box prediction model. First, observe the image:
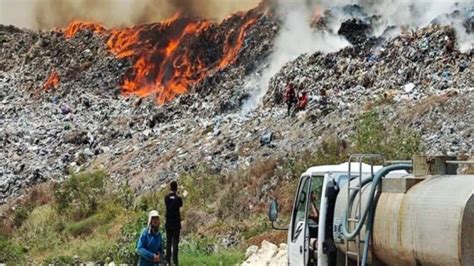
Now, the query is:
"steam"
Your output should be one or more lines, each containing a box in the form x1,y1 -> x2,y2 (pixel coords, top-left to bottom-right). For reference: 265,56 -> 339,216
0,0 -> 261,29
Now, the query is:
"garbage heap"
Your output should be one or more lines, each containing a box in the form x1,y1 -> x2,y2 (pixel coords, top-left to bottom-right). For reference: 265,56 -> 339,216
0,4 -> 472,204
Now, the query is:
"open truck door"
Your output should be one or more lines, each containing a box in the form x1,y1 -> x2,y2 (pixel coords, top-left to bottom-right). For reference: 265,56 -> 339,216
288,175 -> 313,265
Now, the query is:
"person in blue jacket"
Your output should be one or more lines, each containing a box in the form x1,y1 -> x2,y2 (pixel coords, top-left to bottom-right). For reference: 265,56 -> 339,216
136,210 -> 164,266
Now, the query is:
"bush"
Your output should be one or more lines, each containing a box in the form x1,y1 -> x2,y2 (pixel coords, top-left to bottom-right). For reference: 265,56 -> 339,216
352,110 -> 385,154
15,205 -> 62,253
62,200 -> 120,238
387,127 -> 423,159
180,234 -> 220,256
113,212 -> 147,264
181,166 -> 220,209
352,111 -> 423,160
71,238 -> 114,263
0,235 -> 26,264
54,170 -> 106,220
13,206 -> 30,228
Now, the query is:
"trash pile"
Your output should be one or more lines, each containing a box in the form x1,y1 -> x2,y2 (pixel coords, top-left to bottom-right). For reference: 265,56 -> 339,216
266,23 -> 472,154
0,10 -> 279,203
1,3 -> 472,204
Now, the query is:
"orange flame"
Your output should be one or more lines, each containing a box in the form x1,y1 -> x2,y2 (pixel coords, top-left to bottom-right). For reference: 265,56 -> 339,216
219,15 -> 257,69
64,21 -> 106,38
63,11 -> 260,104
43,71 -> 60,91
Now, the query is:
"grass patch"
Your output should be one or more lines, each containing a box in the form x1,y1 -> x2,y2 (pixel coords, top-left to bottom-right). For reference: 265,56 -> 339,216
15,205 -> 62,254
180,249 -> 244,266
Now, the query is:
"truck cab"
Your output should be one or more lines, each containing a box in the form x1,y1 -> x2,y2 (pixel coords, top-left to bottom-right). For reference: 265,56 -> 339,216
270,162 -> 387,266
269,156 -> 473,266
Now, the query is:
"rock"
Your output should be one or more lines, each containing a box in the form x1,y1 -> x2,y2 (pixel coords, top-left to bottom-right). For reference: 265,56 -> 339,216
242,240 -> 286,266
245,245 -> 259,259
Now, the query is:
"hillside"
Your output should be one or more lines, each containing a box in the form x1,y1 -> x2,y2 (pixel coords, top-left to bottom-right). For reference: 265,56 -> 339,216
0,1 -> 473,264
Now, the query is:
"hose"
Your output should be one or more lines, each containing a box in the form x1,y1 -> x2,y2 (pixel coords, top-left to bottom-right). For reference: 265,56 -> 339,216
341,164 -> 413,265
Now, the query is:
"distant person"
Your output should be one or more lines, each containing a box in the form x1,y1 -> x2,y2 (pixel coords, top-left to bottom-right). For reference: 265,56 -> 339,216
165,181 -> 183,266
284,80 -> 297,116
137,210 -> 164,266
296,91 -> 309,112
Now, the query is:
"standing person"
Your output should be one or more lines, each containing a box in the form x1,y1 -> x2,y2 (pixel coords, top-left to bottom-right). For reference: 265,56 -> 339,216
284,80 -> 297,116
136,210 -> 164,266
165,181 -> 183,266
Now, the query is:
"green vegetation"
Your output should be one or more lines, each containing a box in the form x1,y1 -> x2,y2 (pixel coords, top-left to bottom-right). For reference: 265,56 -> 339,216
0,110 -> 424,264
53,170 -> 106,220
0,234 -> 26,265
352,110 -> 423,159
180,249 -> 245,266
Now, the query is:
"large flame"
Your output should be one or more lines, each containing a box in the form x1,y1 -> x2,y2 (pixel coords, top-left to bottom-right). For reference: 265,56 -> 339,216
63,11 -> 259,103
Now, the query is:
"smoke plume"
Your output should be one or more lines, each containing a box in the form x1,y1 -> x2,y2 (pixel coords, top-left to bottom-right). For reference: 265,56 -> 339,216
241,0 -> 473,114
241,0 -> 349,114
0,0 -> 261,29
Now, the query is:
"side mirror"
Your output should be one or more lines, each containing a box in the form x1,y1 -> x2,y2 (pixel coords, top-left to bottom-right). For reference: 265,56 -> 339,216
269,199 -> 279,222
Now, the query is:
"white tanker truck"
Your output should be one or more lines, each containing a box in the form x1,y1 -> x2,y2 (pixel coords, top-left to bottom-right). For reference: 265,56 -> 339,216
268,155 -> 473,265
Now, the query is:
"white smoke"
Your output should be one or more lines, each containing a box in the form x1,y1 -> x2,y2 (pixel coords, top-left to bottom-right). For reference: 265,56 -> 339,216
241,0 -> 349,115
316,0 -> 473,49
241,0 -> 473,114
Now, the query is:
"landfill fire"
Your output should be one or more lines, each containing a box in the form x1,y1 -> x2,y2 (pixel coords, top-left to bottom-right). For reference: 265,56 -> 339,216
63,10 -> 259,103
43,71 -> 60,91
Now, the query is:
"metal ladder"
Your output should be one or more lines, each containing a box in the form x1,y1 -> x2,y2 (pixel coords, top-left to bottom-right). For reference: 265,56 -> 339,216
345,154 -> 384,266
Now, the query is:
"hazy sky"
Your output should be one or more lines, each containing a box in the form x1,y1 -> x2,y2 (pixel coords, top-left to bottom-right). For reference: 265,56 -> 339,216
0,0 -> 260,29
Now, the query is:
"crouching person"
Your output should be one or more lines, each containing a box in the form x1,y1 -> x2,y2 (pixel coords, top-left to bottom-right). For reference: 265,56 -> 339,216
137,210 -> 164,266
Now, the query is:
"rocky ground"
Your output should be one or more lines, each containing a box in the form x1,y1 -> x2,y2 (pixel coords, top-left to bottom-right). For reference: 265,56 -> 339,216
242,240 -> 287,266
1,4 -> 473,204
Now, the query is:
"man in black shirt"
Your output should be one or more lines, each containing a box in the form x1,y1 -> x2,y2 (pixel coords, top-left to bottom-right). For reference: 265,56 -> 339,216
165,181 -> 183,265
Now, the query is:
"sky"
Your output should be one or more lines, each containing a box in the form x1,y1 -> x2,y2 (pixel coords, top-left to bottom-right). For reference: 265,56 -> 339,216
0,0 -> 261,29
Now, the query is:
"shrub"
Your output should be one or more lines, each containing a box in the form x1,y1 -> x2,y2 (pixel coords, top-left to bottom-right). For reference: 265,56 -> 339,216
181,166 -> 220,209
180,234 -> 220,255
54,170 -> 106,220
351,111 -> 423,160
351,110 -> 385,154
64,204 -> 121,237
386,127 -> 423,159
13,206 -> 30,228
15,205 -> 62,253
0,235 -> 26,264
113,211 -> 146,264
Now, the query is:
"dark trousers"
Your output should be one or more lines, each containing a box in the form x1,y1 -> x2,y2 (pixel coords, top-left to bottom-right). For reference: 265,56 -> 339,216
166,229 -> 180,265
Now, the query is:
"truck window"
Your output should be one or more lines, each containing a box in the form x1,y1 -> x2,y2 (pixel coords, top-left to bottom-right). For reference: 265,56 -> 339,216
292,177 -> 311,241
